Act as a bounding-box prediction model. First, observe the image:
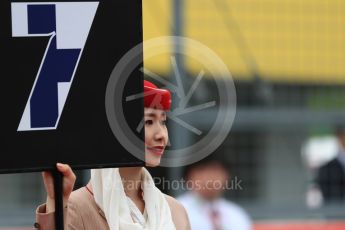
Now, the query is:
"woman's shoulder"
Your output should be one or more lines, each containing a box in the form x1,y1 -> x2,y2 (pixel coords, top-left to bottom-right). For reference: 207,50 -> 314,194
63,187 -> 109,229
68,187 -> 102,216
164,195 -> 191,230
68,187 -> 108,225
69,187 -> 91,205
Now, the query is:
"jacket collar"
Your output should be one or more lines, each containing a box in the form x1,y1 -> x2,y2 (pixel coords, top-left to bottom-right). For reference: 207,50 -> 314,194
85,181 -> 107,220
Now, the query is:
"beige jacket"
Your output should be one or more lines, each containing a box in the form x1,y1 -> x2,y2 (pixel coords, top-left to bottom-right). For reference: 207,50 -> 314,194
35,187 -> 110,230
35,186 -> 190,230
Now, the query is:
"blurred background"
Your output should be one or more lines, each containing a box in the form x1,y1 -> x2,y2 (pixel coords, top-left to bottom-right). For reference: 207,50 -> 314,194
1,0 -> 345,229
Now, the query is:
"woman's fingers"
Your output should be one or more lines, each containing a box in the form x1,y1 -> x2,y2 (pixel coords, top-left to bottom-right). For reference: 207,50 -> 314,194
56,163 -> 76,198
56,163 -> 73,177
42,163 -> 76,199
42,163 -> 76,212
42,171 -> 55,199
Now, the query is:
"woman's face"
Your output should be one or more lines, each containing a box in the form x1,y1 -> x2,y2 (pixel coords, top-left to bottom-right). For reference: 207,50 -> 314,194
144,108 -> 168,167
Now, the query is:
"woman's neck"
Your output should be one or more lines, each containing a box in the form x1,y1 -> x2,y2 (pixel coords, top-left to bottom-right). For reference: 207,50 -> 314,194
119,167 -> 144,199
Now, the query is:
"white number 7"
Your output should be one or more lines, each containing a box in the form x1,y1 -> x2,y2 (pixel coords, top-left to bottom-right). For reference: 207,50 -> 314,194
12,2 -> 99,131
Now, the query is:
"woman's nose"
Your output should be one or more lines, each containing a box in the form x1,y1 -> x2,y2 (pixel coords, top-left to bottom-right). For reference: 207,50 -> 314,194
154,124 -> 166,141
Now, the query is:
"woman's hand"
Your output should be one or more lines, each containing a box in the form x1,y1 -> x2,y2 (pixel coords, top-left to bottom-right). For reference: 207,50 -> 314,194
42,163 -> 76,213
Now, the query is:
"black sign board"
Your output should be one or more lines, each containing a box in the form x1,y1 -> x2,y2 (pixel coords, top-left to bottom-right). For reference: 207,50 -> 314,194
0,0 -> 144,173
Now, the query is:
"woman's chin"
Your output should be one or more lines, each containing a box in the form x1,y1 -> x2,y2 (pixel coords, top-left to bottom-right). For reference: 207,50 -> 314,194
145,156 -> 161,167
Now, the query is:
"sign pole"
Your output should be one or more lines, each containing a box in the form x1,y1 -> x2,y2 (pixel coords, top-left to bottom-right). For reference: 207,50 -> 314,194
53,170 -> 64,230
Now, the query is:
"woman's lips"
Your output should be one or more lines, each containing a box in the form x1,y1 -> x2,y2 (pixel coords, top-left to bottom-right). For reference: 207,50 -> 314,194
146,146 -> 164,156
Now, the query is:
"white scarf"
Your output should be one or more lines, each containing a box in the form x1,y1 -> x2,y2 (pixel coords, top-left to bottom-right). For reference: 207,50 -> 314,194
91,168 -> 176,230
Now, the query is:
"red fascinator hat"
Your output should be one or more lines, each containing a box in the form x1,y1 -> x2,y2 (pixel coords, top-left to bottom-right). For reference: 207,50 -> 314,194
144,80 -> 171,111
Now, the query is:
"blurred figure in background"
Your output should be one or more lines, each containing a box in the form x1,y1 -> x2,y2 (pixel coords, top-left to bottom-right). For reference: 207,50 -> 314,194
178,158 -> 252,230
317,126 -> 345,203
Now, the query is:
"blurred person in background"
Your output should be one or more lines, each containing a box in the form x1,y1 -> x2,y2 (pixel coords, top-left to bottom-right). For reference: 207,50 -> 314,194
178,158 -> 252,230
316,126 -> 345,203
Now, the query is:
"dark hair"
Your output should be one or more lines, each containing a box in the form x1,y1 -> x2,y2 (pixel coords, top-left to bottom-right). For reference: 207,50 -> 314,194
183,155 -> 229,179
335,125 -> 345,137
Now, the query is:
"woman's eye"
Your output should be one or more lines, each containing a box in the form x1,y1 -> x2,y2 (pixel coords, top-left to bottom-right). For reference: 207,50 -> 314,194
145,120 -> 153,125
161,120 -> 167,126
